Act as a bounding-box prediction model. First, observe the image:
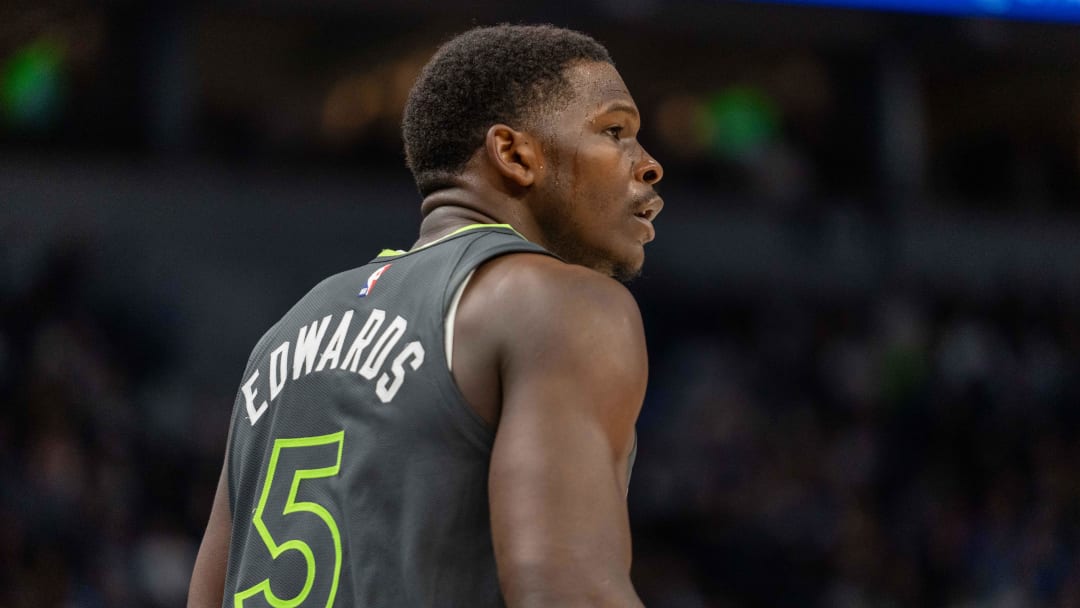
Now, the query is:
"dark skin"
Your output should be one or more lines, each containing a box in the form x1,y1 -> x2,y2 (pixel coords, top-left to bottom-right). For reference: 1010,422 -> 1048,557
188,59 -> 663,607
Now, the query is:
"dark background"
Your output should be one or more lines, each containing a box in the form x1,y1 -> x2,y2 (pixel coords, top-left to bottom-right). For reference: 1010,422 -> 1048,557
3,1 -> 1080,606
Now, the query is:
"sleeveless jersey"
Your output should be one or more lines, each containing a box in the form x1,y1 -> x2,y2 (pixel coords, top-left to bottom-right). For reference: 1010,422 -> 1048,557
222,224 -> 637,607
224,225 -> 552,604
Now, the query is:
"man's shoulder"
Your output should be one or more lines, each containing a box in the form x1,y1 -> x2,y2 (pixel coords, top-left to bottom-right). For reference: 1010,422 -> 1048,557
455,253 -> 644,361
475,253 -> 639,320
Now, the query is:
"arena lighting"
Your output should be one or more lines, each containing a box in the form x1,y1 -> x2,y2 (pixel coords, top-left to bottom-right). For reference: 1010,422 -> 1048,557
0,38 -> 66,130
742,0 -> 1080,22
702,86 -> 779,160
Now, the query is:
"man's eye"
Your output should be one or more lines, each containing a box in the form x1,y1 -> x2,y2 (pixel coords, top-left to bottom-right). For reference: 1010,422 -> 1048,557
605,125 -> 623,139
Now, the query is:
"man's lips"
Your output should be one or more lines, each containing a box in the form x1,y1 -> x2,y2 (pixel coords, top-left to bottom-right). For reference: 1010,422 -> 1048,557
632,194 -> 663,243
632,194 -> 664,221
635,215 -> 656,243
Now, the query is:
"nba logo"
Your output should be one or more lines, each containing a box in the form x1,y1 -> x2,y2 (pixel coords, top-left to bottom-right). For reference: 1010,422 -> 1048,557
358,263 -> 392,297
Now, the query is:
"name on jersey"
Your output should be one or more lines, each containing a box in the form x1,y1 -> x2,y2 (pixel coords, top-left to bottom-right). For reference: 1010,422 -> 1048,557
241,308 -> 426,425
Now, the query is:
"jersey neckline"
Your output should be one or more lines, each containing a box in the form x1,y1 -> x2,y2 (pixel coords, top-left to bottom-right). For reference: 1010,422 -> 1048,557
375,223 -> 526,259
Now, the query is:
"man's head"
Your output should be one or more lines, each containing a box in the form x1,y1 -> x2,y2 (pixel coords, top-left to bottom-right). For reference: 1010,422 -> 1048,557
404,25 -> 664,281
403,24 -> 612,195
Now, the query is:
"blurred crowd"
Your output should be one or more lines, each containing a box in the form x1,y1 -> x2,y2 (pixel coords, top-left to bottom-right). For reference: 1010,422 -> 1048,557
0,247 -> 223,607
4,238 -> 1079,607
3,5 -> 1080,607
633,290 -> 1080,607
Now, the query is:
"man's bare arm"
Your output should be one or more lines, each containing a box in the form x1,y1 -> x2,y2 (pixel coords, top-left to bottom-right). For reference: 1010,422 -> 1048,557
475,254 -> 647,607
187,453 -> 232,607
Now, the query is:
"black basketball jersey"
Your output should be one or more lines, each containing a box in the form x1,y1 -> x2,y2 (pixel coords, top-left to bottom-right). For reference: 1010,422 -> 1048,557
222,224 -> 555,607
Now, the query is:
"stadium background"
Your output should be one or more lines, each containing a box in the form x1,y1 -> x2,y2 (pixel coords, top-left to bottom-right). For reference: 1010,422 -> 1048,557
3,1 -> 1080,606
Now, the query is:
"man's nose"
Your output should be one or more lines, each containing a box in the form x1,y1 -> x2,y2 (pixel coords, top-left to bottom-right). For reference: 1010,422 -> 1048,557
634,150 -> 663,185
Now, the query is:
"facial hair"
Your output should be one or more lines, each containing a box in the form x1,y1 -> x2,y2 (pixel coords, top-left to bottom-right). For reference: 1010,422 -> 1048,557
534,194 -> 643,284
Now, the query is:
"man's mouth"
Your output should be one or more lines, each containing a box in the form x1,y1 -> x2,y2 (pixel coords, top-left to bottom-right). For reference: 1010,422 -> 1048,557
633,195 -> 664,221
634,214 -> 656,243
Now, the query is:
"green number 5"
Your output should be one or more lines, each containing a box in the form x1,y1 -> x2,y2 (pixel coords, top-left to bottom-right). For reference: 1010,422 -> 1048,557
235,431 -> 345,607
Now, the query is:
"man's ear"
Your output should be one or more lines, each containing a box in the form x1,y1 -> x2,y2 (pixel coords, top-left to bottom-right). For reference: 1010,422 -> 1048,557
485,124 -> 543,188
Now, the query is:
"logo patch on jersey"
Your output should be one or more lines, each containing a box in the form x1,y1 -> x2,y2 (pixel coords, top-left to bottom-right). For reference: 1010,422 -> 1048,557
358,263 -> 392,297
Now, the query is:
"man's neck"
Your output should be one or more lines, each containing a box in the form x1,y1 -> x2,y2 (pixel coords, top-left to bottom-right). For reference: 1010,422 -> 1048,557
414,195 -> 504,250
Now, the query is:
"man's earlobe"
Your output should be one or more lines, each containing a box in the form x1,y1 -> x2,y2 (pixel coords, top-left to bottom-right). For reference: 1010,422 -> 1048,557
486,124 -> 539,188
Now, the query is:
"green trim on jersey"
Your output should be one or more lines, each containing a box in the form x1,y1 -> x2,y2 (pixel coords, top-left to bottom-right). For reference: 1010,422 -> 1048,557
376,223 -> 523,259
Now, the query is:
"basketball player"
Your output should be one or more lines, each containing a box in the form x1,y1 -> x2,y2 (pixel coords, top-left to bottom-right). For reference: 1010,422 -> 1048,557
188,24 -> 663,607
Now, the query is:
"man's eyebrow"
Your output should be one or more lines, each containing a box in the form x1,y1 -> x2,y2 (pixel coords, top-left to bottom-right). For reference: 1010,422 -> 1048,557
599,101 -> 640,119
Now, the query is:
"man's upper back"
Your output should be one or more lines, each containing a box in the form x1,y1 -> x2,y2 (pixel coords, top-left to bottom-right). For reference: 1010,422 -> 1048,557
223,225 -> 548,607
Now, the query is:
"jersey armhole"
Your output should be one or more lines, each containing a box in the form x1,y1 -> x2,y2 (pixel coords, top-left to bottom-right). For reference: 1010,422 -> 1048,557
444,269 -> 475,372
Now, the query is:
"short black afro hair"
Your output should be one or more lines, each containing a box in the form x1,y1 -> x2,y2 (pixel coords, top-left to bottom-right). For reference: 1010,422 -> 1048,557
402,24 -> 613,196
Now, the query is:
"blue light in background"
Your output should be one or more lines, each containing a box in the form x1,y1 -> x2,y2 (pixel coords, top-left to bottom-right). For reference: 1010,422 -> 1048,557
744,0 -> 1080,22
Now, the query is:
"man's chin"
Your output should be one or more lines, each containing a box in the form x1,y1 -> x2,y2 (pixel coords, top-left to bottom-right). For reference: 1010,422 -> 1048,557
611,261 -> 643,284
563,247 -> 642,283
